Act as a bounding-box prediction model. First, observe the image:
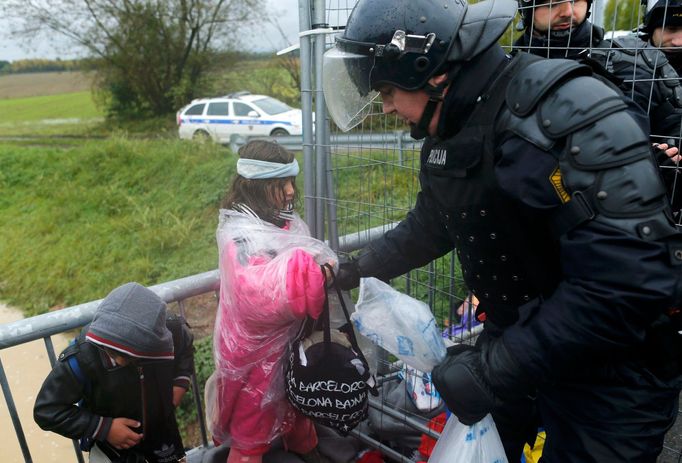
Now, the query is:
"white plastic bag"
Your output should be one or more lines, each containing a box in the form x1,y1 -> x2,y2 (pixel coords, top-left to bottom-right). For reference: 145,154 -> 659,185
351,277 -> 447,372
428,414 -> 508,463
399,364 -> 443,412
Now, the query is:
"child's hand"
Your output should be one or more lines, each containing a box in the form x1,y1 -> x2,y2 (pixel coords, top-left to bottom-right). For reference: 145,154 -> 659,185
324,264 -> 335,284
107,417 -> 143,449
172,386 -> 187,407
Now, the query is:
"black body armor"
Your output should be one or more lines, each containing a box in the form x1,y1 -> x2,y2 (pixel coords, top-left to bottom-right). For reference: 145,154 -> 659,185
419,53 -> 563,327
363,51 -> 681,332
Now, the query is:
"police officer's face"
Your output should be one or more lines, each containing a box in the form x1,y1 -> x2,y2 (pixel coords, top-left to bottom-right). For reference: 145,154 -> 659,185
651,26 -> 682,52
378,75 -> 447,137
531,0 -> 588,34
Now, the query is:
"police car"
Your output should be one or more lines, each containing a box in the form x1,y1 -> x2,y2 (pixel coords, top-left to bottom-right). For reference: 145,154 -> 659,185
177,92 -> 305,142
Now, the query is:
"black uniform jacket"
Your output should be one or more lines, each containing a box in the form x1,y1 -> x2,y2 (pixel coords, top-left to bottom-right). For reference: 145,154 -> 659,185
361,46 -> 682,385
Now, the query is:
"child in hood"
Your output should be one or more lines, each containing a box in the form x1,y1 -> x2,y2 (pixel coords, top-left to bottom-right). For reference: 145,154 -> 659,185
34,282 -> 194,463
205,140 -> 337,463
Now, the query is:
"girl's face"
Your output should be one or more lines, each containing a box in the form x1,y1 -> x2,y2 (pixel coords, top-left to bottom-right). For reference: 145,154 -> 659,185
272,178 -> 296,210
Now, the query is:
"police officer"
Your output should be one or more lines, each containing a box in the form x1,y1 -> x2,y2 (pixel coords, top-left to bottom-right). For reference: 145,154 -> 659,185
514,0 -> 594,59
640,0 -> 682,216
517,0 -> 682,222
644,0 -> 682,74
323,0 -> 682,461
515,0 -> 682,148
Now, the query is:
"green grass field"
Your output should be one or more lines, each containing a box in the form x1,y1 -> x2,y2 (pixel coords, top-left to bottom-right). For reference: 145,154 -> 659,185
0,91 -> 100,122
0,137 -> 231,315
0,91 -> 104,137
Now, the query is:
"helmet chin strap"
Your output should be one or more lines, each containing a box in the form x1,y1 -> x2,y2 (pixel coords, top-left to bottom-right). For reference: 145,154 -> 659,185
411,79 -> 450,140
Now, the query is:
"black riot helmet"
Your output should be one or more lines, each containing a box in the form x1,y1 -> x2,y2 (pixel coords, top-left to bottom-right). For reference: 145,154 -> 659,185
323,0 -> 517,132
643,0 -> 682,35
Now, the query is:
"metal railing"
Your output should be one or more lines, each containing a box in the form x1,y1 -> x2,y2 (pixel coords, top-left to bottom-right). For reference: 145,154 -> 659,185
228,131 -> 422,160
0,271 -> 219,463
1,228 -> 478,463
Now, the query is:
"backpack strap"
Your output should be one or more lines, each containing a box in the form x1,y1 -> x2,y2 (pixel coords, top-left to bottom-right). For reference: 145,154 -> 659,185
321,264 -> 361,350
65,338 -> 91,395
322,264 -> 378,395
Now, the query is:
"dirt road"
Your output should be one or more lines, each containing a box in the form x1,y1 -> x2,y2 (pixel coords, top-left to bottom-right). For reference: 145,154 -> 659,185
0,304 -> 76,462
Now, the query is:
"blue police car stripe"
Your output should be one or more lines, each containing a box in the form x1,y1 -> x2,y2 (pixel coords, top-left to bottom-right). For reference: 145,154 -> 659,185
182,118 -> 293,126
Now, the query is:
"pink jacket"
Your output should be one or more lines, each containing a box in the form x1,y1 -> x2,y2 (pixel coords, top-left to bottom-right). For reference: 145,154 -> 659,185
207,210 -> 336,452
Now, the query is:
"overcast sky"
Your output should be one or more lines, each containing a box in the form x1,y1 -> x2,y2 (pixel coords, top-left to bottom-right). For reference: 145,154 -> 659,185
0,0 -> 618,62
0,0 -> 301,62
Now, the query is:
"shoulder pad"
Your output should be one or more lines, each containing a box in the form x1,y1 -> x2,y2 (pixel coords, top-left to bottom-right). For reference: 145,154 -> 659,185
539,76 -> 628,138
608,35 -> 666,69
496,108 -> 556,151
594,37 -> 682,106
566,110 -> 651,169
556,106 -> 673,235
628,38 -> 669,70
658,62 -> 682,101
506,58 -> 592,117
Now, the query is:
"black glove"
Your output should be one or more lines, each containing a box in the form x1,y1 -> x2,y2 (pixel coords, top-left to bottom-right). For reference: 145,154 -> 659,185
335,260 -> 361,290
432,338 -> 529,425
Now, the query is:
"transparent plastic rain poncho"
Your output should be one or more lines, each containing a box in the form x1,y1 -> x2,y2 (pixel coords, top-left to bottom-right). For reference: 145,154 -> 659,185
206,208 -> 337,451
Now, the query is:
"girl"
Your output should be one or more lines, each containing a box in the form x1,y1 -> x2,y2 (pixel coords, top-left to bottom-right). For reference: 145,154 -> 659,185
205,140 -> 336,463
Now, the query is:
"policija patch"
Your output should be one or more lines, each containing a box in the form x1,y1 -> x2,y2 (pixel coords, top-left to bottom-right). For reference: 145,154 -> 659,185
550,167 -> 570,204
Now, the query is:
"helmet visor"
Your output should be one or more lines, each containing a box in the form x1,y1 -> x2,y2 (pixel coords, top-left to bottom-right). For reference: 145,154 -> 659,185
323,46 -> 379,132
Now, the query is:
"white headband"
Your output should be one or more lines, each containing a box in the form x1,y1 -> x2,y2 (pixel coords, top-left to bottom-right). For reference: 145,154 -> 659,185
236,158 -> 300,179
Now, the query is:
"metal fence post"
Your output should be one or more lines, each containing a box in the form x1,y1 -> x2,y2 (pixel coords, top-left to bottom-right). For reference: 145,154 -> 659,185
313,0 -> 329,241
299,0 -> 317,237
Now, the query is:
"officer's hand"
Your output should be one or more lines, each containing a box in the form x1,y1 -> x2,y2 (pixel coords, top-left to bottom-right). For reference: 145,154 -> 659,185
107,417 -> 143,449
663,144 -> 680,162
335,260 -> 361,291
433,338 -> 531,425
654,143 -> 681,164
432,344 -> 495,425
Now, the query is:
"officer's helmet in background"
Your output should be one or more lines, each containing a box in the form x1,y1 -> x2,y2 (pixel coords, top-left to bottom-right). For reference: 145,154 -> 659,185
643,0 -> 682,36
322,0 -> 517,131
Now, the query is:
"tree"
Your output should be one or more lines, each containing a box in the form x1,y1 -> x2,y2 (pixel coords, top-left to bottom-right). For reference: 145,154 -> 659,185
3,0 -> 265,119
604,0 -> 645,32
268,17 -> 301,92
